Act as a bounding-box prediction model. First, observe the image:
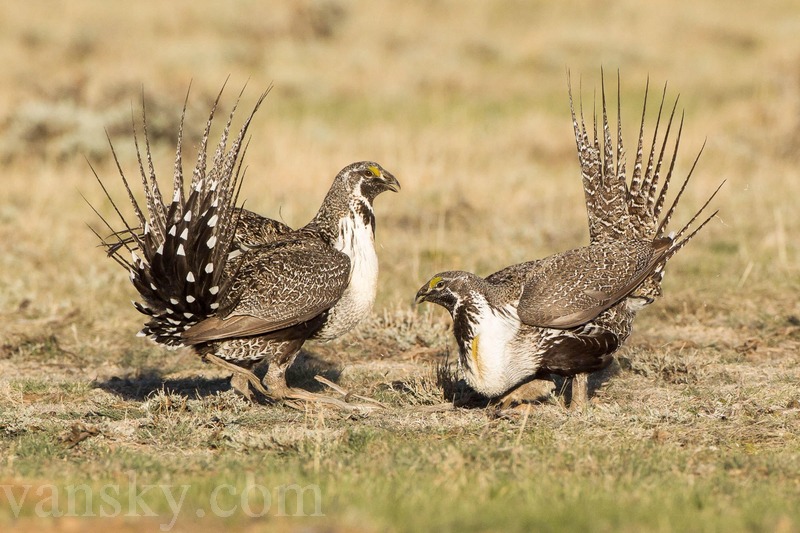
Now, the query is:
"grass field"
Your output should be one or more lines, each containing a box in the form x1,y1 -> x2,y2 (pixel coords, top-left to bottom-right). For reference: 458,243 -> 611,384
1,1 -> 800,531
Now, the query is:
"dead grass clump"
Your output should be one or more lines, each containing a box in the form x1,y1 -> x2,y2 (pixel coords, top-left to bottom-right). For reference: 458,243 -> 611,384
380,360 -> 456,406
0,304 -> 82,362
623,347 -> 701,385
377,355 -> 491,410
225,423 -> 346,456
352,306 -> 450,355
141,388 -> 191,418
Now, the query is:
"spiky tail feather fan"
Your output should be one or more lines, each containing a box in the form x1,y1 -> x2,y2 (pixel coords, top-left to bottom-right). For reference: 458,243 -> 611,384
568,71 -> 722,300
88,85 -> 270,347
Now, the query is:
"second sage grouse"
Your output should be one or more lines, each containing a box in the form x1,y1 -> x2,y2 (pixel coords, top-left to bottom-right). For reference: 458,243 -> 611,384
416,75 -> 721,407
90,86 -> 399,409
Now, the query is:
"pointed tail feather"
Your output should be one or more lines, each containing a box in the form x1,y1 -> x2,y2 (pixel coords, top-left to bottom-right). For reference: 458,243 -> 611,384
635,204 -> 720,301
88,86 -> 268,347
635,155 -> 723,301
626,83 -> 682,241
599,69 -> 631,240
568,73 -> 722,300
133,92 -> 168,243
569,74 -> 629,243
570,72 -> 634,243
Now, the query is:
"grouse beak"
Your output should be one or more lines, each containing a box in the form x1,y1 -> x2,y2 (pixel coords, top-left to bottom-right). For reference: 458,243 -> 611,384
414,285 -> 431,305
381,171 -> 400,193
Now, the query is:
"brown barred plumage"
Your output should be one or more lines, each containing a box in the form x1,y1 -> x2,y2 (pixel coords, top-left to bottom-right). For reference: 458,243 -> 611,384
89,85 -> 398,410
417,73 -> 721,406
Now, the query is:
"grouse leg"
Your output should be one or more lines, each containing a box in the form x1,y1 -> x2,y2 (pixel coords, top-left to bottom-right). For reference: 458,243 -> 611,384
569,373 -> 589,409
203,353 -> 271,401
262,361 -> 384,413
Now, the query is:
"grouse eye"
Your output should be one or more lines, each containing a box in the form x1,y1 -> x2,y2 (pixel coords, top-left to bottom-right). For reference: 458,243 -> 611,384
434,280 -> 445,289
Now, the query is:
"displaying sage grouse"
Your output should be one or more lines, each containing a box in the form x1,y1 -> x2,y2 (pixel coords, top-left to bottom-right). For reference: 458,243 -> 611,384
416,76 -> 721,407
89,87 -> 399,409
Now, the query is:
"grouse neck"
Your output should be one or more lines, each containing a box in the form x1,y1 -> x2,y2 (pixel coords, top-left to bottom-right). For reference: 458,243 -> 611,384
310,189 -> 375,245
311,198 -> 379,340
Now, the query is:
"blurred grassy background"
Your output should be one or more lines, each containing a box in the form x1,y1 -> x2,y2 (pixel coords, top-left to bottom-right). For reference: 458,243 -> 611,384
1,1 -> 799,531
2,0 -> 799,312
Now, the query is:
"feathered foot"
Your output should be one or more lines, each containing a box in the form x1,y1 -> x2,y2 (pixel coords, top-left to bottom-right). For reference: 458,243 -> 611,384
569,373 -> 589,409
262,365 -> 385,413
204,353 -> 384,412
203,353 -> 271,402
230,373 -> 255,403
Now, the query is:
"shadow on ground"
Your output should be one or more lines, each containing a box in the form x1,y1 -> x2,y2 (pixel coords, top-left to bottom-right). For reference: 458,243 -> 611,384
95,372 -> 230,401
94,349 -> 344,401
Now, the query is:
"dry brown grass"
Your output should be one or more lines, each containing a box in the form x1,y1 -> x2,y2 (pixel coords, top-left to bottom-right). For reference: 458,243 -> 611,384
1,0 -> 800,531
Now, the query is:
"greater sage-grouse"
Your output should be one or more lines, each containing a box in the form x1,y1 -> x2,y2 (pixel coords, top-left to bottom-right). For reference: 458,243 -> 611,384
90,87 -> 399,409
416,76 -> 721,407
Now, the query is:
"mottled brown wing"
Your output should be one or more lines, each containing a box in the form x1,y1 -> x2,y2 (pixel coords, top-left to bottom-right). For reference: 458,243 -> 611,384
516,239 -> 669,329
182,236 -> 350,344
233,208 -> 293,248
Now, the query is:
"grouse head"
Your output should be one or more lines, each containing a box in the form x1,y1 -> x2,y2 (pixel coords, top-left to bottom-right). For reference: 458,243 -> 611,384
415,271 -> 481,313
313,161 -> 399,231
